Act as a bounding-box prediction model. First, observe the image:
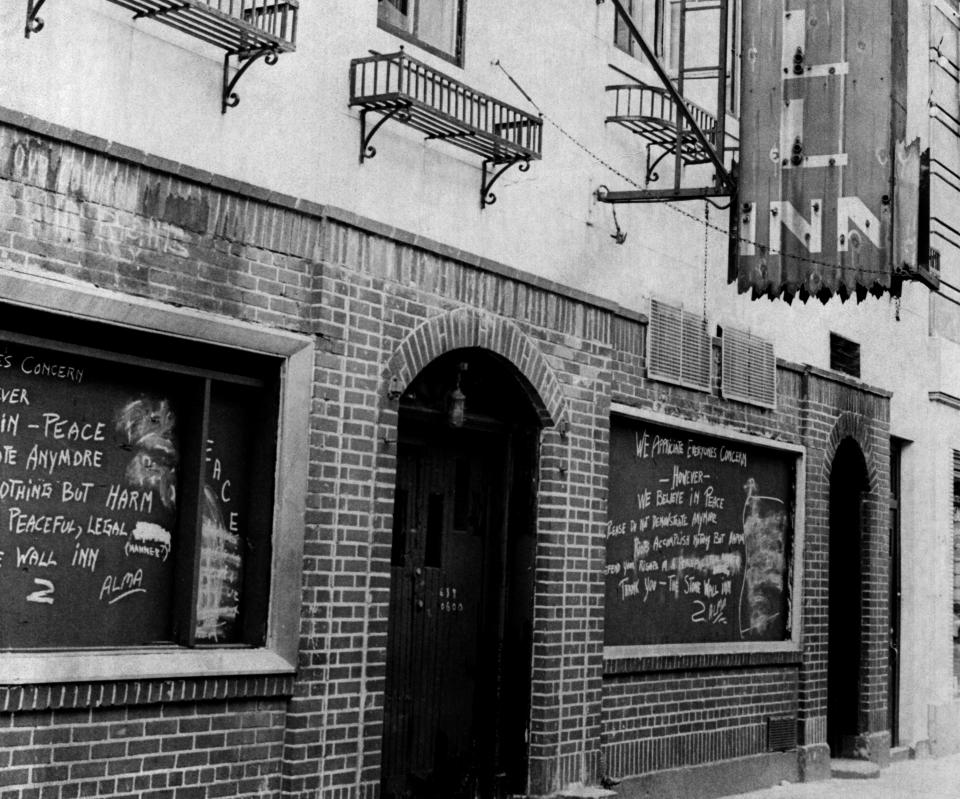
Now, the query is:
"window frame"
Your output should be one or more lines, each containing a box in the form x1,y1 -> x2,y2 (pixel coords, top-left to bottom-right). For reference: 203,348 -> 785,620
377,0 -> 467,67
0,271 -> 312,684
603,404 -> 806,670
614,0 -> 666,62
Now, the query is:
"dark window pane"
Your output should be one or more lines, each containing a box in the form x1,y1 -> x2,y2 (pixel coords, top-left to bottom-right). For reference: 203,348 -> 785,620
195,381 -> 272,644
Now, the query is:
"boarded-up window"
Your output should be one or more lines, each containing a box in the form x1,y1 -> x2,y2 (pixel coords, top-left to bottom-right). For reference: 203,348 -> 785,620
604,416 -> 797,648
0,330 -> 277,649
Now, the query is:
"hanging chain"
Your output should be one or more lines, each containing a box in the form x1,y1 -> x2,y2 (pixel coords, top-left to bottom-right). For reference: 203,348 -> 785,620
703,201 -> 710,320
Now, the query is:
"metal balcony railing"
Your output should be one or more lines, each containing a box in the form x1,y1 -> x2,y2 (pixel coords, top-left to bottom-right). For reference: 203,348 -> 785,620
28,0 -> 298,51
25,0 -> 298,112
349,50 -> 543,207
606,83 -> 718,166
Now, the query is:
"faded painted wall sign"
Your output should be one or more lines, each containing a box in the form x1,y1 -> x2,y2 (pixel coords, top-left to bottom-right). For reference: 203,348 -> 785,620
737,0 -> 895,299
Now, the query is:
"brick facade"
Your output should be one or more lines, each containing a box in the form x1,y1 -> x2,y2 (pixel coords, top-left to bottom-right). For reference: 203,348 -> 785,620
0,115 -> 891,797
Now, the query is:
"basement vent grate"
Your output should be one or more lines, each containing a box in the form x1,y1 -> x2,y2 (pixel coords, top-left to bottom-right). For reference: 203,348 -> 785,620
767,715 -> 798,752
647,300 -> 712,392
721,327 -> 776,409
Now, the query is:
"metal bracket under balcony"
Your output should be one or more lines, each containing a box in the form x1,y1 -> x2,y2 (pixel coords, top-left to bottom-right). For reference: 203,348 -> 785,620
349,50 -> 543,209
25,0 -> 298,113
601,83 -> 732,203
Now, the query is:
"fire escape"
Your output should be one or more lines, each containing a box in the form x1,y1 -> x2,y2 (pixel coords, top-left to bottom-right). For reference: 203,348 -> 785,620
596,0 -> 737,205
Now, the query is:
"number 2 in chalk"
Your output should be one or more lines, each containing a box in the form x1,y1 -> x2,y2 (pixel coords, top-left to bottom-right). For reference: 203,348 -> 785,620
26,578 -> 54,604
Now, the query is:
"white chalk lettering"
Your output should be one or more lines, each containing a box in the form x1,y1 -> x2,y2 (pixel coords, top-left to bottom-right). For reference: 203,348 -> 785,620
104,484 -> 153,514
15,546 -> 57,568
99,569 -> 145,604
0,387 -> 29,405
8,507 -> 79,536
0,412 -> 20,435
20,357 -> 83,384
41,413 -> 105,442
71,543 -> 100,572
25,445 -> 103,474
26,577 -> 55,604
61,481 -> 94,503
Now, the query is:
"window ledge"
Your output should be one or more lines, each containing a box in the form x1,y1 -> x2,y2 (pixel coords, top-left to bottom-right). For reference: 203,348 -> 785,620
0,650 -> 296,712
1,648 -> 295,685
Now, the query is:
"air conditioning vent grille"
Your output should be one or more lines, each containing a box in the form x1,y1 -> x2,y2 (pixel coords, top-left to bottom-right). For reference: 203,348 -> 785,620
648,300 -> 712,391
721,327 -> 776,409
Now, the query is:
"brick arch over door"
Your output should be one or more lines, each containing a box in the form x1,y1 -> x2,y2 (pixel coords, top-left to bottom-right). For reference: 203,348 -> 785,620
821,409 -> 890,750
383,307 -> 567,428
822,412 -> 881,491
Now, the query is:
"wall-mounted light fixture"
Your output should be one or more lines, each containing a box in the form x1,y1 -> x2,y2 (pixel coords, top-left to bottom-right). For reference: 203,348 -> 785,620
448,362 -> 468,427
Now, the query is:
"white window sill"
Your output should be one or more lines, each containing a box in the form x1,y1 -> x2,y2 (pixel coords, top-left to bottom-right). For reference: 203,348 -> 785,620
0,648 -> 296,685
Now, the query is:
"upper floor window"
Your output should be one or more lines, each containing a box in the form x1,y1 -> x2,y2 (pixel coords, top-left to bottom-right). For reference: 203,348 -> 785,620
614,0 -> 665,61
378,0 -> 465,64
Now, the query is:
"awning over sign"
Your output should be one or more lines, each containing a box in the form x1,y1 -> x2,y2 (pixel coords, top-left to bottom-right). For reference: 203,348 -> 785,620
735,0 -> 902,301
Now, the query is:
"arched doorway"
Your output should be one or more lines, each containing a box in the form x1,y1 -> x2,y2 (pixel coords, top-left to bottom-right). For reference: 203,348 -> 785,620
380,348 -> 541,799
827,438 -> 870,757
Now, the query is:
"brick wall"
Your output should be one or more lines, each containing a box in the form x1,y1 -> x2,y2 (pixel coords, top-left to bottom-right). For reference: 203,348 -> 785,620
0,118 -> 315,798
602,667 -> 800,779
0,112 -> 893,797
0,698 -> 286,799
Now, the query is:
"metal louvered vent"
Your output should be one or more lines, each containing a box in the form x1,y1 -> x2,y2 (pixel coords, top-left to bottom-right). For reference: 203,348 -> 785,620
721,327 -> 776,409
648,300 -> 712,391
767,715 -> 798,752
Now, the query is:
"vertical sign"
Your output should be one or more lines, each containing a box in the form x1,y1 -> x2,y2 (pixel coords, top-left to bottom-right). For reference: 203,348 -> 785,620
737,0 -> 894,300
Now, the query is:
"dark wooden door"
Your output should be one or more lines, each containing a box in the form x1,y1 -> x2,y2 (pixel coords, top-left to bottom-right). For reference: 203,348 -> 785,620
382,424 -> 509,799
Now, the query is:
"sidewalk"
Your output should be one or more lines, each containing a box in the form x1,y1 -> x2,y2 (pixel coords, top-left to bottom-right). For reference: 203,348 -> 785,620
719,754 -> 960,799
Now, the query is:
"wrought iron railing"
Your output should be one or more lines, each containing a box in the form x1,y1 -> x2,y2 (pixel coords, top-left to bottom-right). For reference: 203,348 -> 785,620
350,50 -> 543,162
27,0 -> 298,49
25,0 -> 299,112
107,0 -> 297,50
607,83 -> 718,148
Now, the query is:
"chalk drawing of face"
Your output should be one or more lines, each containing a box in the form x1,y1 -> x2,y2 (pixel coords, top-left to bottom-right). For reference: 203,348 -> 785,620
740,479 -> 786,638
116,397 -> 178,509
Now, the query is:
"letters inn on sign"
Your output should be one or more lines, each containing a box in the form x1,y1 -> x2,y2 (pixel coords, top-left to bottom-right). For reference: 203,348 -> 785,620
737,0 -> 901,301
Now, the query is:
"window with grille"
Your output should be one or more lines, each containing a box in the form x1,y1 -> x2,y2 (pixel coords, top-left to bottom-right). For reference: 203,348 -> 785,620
721,327 -> 776,409
647,300 -> 712,391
